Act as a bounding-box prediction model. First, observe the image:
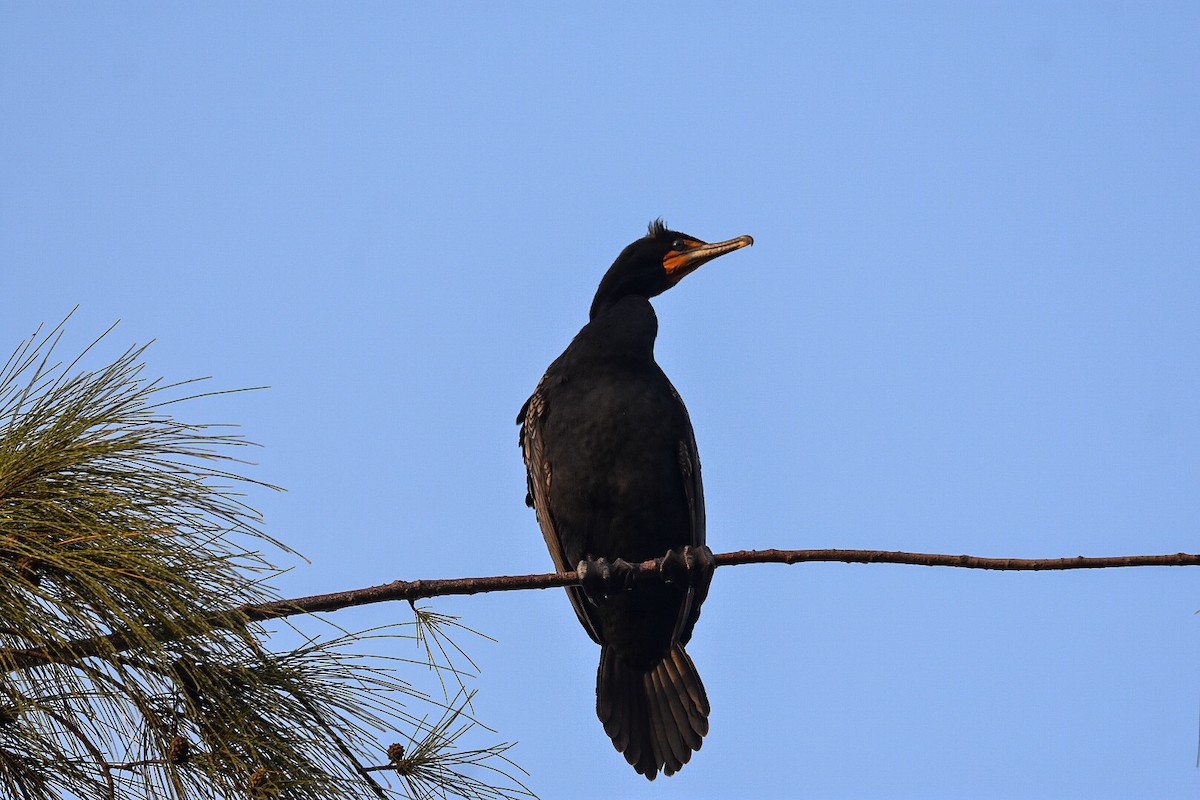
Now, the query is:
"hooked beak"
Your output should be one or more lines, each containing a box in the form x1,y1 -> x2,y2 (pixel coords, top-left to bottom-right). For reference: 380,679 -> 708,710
663,234 -> 754,284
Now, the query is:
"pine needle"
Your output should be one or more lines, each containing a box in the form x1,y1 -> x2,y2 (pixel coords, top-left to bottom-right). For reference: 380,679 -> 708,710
0,318 -> 535,800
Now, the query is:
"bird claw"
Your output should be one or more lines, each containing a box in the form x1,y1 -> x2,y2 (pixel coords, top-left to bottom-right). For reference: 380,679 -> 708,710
610,558 -> 636,591
577,558 -> 610,606
577,557 -> 636,606
659,549 -> 688,585
686,544 -> 716,586
583,547 -> 712,602
659,545 -> 714,587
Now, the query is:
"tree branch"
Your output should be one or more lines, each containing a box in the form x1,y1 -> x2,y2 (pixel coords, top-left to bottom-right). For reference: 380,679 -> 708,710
242,548 -> 1200,620
5,548 -> 1198,672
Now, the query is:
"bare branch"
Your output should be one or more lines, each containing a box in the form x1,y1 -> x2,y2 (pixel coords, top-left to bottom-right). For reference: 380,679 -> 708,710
5,548 -> 1198,674
711,548 -> 1200,570
243,548 -> 1200,621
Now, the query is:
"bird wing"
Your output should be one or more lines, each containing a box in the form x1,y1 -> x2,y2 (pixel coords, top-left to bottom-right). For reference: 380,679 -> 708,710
519,383 -> 605,645
671,382 -> 709,647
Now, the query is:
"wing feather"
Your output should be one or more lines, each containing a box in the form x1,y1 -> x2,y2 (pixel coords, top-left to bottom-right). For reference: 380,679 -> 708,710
519,381 -> 605,644
669,381 -> 709,647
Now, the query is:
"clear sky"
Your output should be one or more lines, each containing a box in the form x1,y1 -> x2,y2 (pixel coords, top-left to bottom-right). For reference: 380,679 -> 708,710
2,3 -> 1199,798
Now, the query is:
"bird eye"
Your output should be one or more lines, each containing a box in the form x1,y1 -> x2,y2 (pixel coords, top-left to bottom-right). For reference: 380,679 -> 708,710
671,239 -> 686,250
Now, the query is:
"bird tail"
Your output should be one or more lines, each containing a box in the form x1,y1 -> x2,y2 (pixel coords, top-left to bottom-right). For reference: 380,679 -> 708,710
596,643 -> 710,780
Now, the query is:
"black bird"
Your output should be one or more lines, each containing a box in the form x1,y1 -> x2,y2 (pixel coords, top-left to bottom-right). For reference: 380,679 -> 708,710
518,220 -> 753,779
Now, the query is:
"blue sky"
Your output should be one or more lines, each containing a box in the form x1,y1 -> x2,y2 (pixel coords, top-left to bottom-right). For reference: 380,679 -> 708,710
2,3 -> 1199,798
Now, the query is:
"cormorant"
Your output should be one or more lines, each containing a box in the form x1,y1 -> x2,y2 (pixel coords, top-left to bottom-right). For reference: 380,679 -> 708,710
518,219 -> 753,779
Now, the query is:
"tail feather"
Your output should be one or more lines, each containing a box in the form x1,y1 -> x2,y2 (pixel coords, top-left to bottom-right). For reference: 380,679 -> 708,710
596,643 -> 709,780
647,666 -> 689,769
664,645 -> 709,737
651,660 -> 699,755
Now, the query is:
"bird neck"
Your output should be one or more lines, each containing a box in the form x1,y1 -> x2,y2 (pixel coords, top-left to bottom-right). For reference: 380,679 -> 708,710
577,295 -> 659,364
589,270 -> 665,321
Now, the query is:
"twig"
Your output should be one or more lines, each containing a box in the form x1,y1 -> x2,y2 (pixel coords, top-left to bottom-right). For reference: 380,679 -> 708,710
239,549 -> 1200,620
4,548 -> 1199,673
39,705 -> 117,799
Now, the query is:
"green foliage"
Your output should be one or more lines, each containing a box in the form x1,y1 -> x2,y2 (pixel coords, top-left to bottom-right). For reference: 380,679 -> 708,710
0,318 -> 532,800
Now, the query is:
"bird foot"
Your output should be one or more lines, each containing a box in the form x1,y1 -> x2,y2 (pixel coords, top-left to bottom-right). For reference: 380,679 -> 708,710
577,557 -> 636,606
658,545 -> 715,587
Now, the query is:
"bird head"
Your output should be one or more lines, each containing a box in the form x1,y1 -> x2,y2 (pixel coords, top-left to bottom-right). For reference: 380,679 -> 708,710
589,219 -> 754,320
